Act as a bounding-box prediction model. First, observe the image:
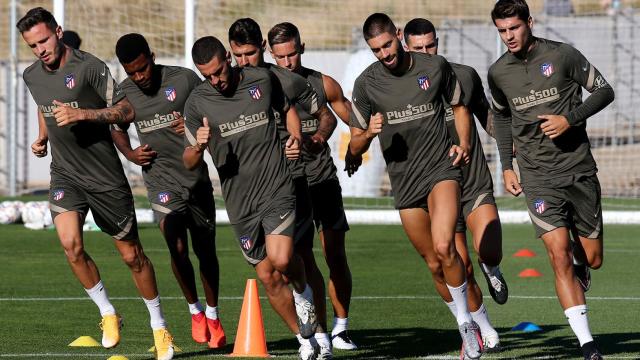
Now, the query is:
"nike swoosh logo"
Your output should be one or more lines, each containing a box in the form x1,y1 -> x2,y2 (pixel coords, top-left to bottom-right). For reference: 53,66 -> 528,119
582,63 -> 588,71
280,211 -> 290,220
101,66 -> 106,76
117,217 -> 128,227
580,311 -> 587,315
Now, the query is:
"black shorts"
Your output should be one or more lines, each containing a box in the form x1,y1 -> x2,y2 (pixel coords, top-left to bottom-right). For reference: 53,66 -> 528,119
49,178 -> 138,241
398,168 -> 462,210
308,178 -> 349,233
456,192 -> 497,233
148,180 -> 215,230
524,175 -> 603,239
294,177 -> 315,250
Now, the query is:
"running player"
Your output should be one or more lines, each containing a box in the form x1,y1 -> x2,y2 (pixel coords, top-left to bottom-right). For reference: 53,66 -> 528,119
18,8 -> 174,360
112,33 -> 225,349
267,22 -> 357,351
228,18 -> 334,359
182,36 -> 319,360
349,13 -> 482,359
488,1 -> 614,359
403,17 -> 504,351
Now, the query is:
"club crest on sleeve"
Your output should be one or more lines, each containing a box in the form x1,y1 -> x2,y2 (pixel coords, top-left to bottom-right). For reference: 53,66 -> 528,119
240,235 -> 253,250
165,87 -> 176,102
158,192 -> 170,204
65,74 -> 76,89
52,189 -> 65,201
248,85 -> 262,100
417,75 -> 431,91
540,63 -> 554,77
534,199 -> 546,214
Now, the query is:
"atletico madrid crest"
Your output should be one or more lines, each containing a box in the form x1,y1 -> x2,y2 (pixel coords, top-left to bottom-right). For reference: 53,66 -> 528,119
417,75 -> 430,91
534,199 -> 546,214
52,189 -> 64,201
240,235 -> 253,250
158,192 -> 170,204
65,74 -> 76,89
248,85 -> 262,100
165,87 -> 176,102
541,63 -> 554,77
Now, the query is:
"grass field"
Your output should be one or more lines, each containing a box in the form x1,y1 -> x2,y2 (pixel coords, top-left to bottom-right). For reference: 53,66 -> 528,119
1,223 -> 639,359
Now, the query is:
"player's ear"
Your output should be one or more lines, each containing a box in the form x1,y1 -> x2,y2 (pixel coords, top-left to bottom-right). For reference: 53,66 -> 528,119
261,39 -> 267,52
151,52 -> 156,63
55,26 -> 63,40
527,16 -> 534,30
396,28 -> 403,42
299,42 -> 305,55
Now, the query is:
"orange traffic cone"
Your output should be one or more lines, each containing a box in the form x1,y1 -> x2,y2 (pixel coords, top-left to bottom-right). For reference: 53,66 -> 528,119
230,279 -> 269,357
519,268 -> 543,277
513,249 -> 536,258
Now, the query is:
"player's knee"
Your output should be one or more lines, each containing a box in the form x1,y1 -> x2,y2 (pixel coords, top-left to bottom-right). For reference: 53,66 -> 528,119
256,267 -> 278,291
434,242 -> 456,262
270,255 -> 291,274
548,249 -> 573,272
63,246 -> 85,264
121,251 -> 146,272
426,259 -> 444,278
588,254 -> 603,270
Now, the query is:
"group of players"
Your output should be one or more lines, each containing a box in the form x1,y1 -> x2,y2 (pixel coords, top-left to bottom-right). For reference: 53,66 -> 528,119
17,0 -> 613,359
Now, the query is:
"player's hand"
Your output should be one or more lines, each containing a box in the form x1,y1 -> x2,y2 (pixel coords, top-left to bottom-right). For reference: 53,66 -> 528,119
344,146 -> 363,177
52,100 -> 84,127
302,133 -> 324,154
195,117 -> 211,152
170,111 -> 185,135
285,136 -> 300,160
130,144 -> 157,166
365,113 -> 384,139
503,169 -> 522,196
538,114 -> 570,139
449,144 -> 470,166
31,137 -> 48,157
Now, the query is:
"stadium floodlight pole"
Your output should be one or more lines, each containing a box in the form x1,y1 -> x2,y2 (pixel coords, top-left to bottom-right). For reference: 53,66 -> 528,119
8,0 -> 18,196
494,0 -> 505,197
54,0 -> 65,29
184,0 -> 195,70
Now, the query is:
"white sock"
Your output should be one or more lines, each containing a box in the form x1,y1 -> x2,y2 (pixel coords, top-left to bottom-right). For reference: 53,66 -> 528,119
297,333 -> 311,346
314,332 -> 331,348
143,295 -> 167,330
444,301 -> 457,318
332,317 -> 348,336
205,305 -> 219,320
564,305 -> 593,346
447,282 -> 473,326
188,301 -> 204,315
85,281 -> 116,316
293,284 -> 313,301
471,304 -> 498,337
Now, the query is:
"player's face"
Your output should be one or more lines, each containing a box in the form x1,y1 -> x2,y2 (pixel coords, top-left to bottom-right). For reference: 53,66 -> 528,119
229,41 -> 263,67
122,53 -> 154,90
21,22 -> 64,66
405,33 -> 438,55
494,16 -> 533,54
366,30 -> 403,70
270,40 -> 302,72
196,53 -> 232,92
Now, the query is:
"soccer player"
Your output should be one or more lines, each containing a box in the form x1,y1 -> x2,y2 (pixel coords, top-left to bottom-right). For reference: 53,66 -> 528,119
228,18 -> 335,358
488,1 -> 614,359
18,8 -> 174,360
182,36 -> 319,359
348,13 -> 482,359
112,33 -> 225,349
403,18 -> 505,351
267,22 -> 357,351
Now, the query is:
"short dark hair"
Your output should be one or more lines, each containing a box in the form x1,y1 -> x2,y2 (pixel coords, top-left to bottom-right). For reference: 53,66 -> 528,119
16,7 -> 58,33
192,36 -> 227,65
115,33 -> 151,64
403,18 -> 436,44
362,13 -> 397,41
491,0 -> 531,24
228,18 -> 262,47
62,30 -> 82,49
268,22 -> 301,47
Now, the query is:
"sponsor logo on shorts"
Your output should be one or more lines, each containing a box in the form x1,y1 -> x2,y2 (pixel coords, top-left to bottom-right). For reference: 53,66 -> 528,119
417,75 -> 431,90
158,192 -> 170,204
511,87 -> 559,111
240,235 -> 253,250
249,85 -> 262,100
52,189 -> 64,201
165,87 -> 176,102
534,199 -> 546,214
65,74 -> 76,89
540,62 -> 554,77
386,103 -> 435,125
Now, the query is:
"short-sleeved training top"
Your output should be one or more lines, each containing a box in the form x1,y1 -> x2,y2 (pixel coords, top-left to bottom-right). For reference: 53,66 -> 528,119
118,65 -> 209,190
297,67 -> 338,186
183,66 -> 293,222
488,38 -> 613,187
350,52 -> 463,208
23,48 -> 128,191
266,63 -> 319,179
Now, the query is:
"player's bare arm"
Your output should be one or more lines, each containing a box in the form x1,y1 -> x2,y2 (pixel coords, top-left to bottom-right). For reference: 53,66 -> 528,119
183,117 -> 210,170
349,113 -> 382,157
170,111 -> 185,135
311,104 -> 337,144
52,97 -> 135,126
450,104 -> 471,166
31,110 -> 48,157
111,127 -> 157,166
285,106 -> 302,160
322,74 -> 351,125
